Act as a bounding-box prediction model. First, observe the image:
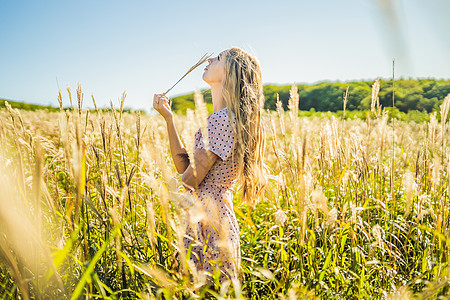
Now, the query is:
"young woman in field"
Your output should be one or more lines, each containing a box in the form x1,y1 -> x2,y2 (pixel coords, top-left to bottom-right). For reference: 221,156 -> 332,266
153,47 -> 266,283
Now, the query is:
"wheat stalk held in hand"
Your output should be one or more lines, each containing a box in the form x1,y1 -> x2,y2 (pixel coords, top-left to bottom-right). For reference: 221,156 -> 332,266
163,52 -> 213,96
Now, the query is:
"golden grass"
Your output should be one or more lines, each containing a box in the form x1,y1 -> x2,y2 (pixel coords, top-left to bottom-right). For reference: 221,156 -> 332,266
0,86 -> 449,298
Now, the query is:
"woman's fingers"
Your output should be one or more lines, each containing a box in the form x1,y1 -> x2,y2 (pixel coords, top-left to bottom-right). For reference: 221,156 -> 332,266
153,94 -> 159,109
153,94 -> 168,102
153,93 -> 172,119
153,94 -> 161,102
153,94 -> 165,107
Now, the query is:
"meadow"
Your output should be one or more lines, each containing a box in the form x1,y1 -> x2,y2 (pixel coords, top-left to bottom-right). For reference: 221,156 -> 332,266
0,84 -> 449,299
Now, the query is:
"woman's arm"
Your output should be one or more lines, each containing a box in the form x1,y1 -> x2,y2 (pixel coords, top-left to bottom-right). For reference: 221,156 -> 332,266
153,94 -> 189,174
182,148 -> 218,191
165,115 -> 190,174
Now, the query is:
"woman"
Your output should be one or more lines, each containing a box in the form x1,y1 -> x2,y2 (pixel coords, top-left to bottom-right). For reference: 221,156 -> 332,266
153,47 -> 266,283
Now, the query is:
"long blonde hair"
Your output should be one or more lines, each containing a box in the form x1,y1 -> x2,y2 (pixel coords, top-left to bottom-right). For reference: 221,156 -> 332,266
222,47 -> 266,207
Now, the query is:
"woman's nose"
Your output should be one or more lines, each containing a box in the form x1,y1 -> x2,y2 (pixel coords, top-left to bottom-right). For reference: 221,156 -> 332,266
207,57 -> 214,64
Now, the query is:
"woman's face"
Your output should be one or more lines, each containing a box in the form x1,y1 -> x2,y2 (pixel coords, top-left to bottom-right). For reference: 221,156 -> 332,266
202,51 -> 226,85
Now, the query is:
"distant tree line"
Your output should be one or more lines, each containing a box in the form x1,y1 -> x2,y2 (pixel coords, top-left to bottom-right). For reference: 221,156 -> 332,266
0,98 -> 146,114
2,78 -> 449,115
0,98 -> 59,112
171,78 -> 450,114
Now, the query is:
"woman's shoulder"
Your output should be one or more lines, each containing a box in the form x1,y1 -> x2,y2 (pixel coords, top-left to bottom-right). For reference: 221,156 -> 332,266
199,107 -> 235,160
208,107 -> 227,119
208,107 -> 235,125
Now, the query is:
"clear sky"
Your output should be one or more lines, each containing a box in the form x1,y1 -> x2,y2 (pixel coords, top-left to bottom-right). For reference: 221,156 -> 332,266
1,0 -> 449,111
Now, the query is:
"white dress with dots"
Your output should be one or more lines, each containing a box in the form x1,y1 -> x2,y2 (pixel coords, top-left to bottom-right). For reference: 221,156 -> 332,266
183,107 -> 240,281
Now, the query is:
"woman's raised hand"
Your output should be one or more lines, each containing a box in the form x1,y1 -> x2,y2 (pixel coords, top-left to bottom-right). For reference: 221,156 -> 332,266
153,93 -> 173,120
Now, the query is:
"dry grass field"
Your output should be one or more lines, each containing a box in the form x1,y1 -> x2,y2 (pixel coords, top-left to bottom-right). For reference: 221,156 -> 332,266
0,85 -> 449,299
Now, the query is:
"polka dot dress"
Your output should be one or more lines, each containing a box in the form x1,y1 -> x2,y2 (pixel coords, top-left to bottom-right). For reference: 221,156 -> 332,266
183,107 -> 240,283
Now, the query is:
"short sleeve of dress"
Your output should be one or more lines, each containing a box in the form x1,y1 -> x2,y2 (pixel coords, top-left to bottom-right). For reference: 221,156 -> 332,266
198,110 -> 235,161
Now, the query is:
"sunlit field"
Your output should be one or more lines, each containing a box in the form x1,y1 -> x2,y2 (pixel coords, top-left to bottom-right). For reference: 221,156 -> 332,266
0,85 -> 449,299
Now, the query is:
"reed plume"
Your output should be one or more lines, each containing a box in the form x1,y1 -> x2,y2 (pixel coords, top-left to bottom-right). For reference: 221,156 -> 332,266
440,93 -> 450,126
370,78 -> 381,116
194,90 -> 209,154
342,86 -> 349,120
276,93 -> 285,136
440,93 -> 450,164
181,109 -> 197,178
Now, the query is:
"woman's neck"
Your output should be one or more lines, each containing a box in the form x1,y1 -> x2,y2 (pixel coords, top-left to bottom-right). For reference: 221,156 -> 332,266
210,82 -> 226,112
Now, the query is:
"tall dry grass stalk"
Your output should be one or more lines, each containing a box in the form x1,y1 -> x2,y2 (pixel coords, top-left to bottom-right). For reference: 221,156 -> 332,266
288,85 -> 302,175
276,93 -> 286,136
0,141 -> 65,298
194,90 -> 209,157
429,112 -> 438,145
390,60 -> 396,223
402,171 -> 416,218
440,93 -> 450,165
371,78 -> 381,117
288,85 -> 299,141
440,93 -> 450,127
342,86 -> 349,121
181,109 -> 198,177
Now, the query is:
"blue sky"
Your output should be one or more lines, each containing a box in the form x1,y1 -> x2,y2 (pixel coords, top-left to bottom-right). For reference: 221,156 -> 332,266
0,0 -> 449,111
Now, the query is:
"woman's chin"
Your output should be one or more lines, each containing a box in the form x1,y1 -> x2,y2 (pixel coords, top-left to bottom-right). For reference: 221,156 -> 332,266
202,74 -> 211,84
202,75 -> 221,86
